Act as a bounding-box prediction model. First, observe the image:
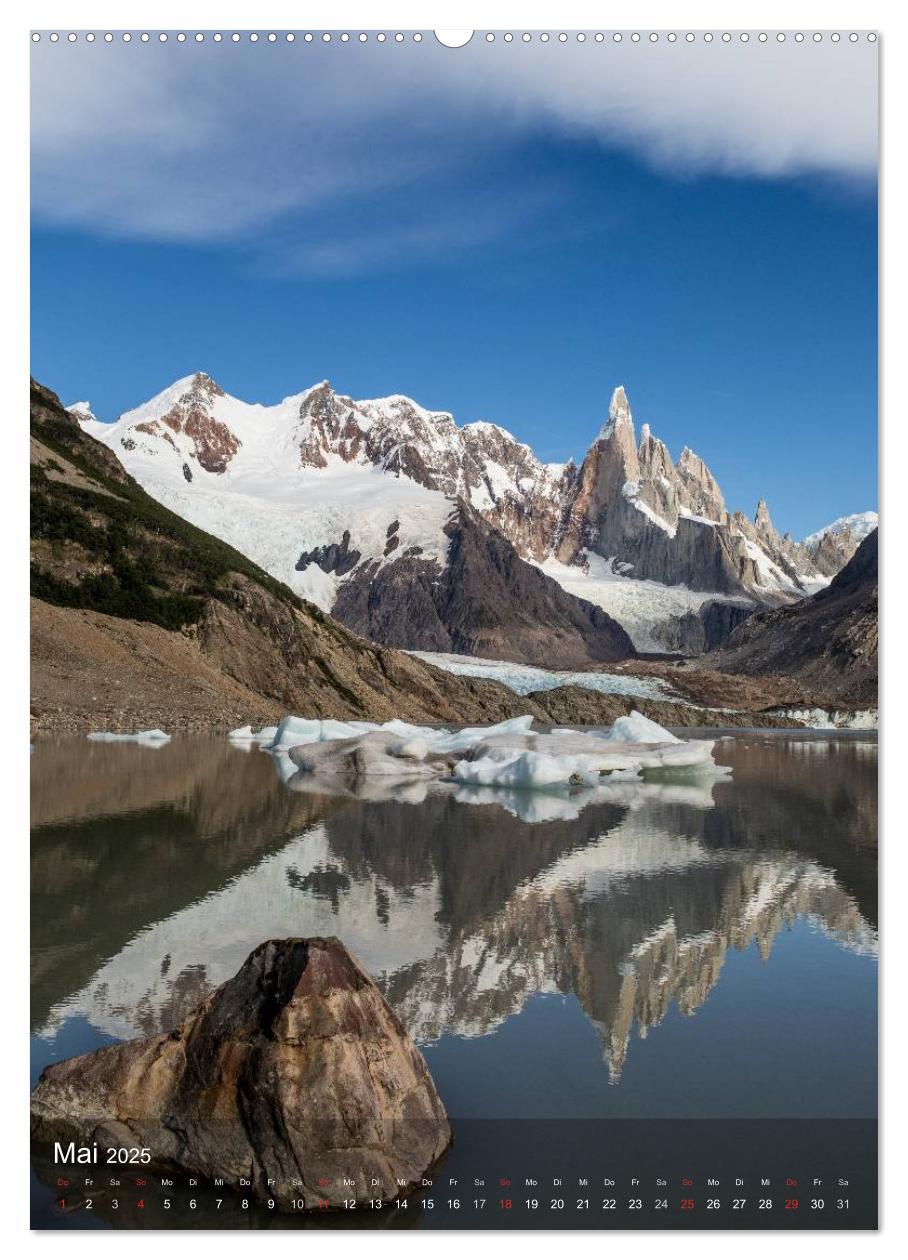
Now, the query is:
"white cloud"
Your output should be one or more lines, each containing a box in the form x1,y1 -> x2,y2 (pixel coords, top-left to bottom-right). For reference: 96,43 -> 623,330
30,37 -> 877,263
466,38 -> 877,180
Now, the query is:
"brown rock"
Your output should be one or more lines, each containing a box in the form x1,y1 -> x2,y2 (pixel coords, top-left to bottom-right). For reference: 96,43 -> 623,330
331,504 -> 636,667
703,528 -> 878,707
30,938 -> 451,1209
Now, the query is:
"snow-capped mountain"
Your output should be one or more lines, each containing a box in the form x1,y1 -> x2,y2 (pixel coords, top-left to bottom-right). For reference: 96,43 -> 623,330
551,386 -> 828,597
801,511 -> 879,577
76,373 -> 870,655
65,401 -> 98,424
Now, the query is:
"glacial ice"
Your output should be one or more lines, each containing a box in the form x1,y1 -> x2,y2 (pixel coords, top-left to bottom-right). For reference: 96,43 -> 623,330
451,748 -> 601,790
87,729 -> 171,745
408,649 -> 674,699
228,724 -> 278,744
451,730 -> 717,789
605,712 -> 682,744
256,710 -> 726,794
266,713 -> 535,754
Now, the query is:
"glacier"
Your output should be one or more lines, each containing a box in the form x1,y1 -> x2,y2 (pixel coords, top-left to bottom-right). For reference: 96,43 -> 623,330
408,649 -> 674,699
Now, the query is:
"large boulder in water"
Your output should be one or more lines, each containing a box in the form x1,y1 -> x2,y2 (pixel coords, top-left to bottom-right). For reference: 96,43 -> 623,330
30,937 -> 451,1208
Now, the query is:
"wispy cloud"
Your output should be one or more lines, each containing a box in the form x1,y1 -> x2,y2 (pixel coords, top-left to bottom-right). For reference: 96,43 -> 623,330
30,36 -> 877,271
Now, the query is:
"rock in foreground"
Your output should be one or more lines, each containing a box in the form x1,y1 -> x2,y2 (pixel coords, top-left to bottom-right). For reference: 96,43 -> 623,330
30,938 -> 451,1209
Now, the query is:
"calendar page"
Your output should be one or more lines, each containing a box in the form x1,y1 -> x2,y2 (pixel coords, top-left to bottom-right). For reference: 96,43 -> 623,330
29,25 -> 878,1232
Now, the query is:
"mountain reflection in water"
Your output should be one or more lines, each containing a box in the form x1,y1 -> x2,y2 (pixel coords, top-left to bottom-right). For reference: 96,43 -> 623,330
31,733 -> 877,1115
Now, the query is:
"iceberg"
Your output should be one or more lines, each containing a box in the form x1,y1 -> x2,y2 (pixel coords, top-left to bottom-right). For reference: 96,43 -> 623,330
605,711 -> 682,745
451,731 -> 716,789
87,729 -> 171,745
452,747 -> 600,790
269,709 -> 727,794
228,724 -> 278,744
265,713 -> 535,755
289,732 -> 444,781
265,716 -> 379,752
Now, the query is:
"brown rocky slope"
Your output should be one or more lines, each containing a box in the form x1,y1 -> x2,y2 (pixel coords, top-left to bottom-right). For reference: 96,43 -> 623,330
703,529 -> 878,708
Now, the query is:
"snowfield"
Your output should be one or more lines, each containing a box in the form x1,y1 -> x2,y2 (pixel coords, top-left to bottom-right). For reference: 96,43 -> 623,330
81,377 -> 460,610
128,461 -> 454,613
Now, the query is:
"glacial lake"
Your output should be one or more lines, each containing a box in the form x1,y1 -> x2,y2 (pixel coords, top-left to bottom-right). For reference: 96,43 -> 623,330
30,732 -> 878,1229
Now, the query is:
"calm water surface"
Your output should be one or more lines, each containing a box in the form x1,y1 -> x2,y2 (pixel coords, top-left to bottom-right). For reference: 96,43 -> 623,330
30,732 -> 877,1226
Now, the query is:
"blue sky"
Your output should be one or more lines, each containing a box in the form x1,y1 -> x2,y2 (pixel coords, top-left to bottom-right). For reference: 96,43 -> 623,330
30,35 -> 878,537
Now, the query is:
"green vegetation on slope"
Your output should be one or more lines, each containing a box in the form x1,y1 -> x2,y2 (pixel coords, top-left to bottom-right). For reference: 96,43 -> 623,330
30,380 -> 320,632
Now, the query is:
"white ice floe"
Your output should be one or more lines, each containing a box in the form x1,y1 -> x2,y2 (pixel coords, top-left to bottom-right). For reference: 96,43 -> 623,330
266,713 -> 535,754
290,732 -> 440,781
228,724 -> 278,744
606,711 -> 682,744
452,748 -> 602,790
86,729 -> 171,745
267,710 -> 726,794
451,730 -> 719,790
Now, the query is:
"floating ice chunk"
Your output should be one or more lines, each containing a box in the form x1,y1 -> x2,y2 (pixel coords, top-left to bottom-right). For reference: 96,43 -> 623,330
87,729 -> 170,745
380,719 -> 437,740
450,737 -> 715,787
452,748 -> 601,790
429,715 -> 535,755
288,731 -> 445,781
389,736 -> 432,760
605,711 -> 681,745
627,740 -> 717,770
269,710 -> 725,800
265,711 -> 537,754
266,716 -> 373,751
228,724 -> 278,744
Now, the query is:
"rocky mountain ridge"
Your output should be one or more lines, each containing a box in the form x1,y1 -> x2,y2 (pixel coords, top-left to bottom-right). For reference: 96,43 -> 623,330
328,503 -> 635,665
704,528 -> 878,707
801,511 -> 879,577
77,373 -> 873,656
